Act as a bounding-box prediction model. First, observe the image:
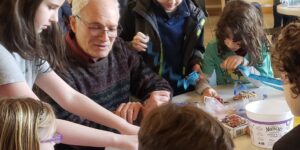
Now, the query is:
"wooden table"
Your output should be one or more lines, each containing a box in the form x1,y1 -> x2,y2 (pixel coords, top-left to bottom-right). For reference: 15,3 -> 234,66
106,85 -> 300,150
172,85 -> 286,150
277,4 -> 300,17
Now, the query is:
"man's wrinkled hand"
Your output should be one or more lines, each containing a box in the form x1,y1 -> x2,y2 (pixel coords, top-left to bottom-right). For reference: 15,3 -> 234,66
115,102 -> 143,124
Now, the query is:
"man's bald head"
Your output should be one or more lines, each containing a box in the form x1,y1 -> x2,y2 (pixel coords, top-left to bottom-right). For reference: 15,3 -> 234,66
72,0 -> 119,16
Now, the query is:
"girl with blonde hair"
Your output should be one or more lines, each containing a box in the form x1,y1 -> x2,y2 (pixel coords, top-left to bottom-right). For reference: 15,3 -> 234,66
0,97 -> 57,150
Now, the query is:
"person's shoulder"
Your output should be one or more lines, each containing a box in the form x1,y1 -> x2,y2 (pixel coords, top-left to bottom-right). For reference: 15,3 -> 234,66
187,0 -> 206,19
0,44 -> 19,60
205,39 -> 219,54
207,39 -> 218,48
0,44 -> 10,54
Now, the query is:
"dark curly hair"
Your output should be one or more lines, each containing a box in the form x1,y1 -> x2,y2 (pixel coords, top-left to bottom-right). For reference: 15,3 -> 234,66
216,0 -> 267,65
272,22 -> 300,97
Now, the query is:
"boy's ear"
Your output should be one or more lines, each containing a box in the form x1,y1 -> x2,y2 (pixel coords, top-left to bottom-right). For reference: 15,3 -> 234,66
69,16 -> 77,33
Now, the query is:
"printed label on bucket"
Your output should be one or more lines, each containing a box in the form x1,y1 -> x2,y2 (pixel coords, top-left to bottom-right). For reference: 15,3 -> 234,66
248,117 -> 294,149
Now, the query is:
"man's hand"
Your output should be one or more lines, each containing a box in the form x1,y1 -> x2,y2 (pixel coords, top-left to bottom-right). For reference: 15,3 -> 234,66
131,32 -> 149,52
143,91 -> 170,116
115,102 -> 143,124
220,55 -> 244,70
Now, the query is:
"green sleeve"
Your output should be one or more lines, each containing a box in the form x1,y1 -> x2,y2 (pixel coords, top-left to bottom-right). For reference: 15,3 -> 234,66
202,40 -> 218,77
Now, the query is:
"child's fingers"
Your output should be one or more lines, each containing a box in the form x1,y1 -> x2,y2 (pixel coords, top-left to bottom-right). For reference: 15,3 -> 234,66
135,35 -> 148,44
220,60 -> 227,69
136,32 -> 149,43
227,60 -> 236,70
136,32 -> 147,38
132,40 -> 147,51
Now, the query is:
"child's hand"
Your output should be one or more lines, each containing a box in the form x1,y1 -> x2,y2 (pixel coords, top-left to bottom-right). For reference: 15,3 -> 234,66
220,55 -> 244,70
131,32 -> 149,52
202,87 -> 219,98
193,64 -> 205,80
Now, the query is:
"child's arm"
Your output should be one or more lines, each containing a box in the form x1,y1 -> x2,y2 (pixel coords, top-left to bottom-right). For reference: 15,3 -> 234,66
195,40 -> 219,96
56,119 -> 138,149
35,71 -> 139,135
196,78 -> 217,97
0,81 -> 138,148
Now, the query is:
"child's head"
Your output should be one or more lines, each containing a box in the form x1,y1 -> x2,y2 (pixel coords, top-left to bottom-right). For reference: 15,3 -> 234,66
0,97 -> 57,150
138,103 -> 234,150
216,0 -> 265,65
156,0 -> 183,13
0,0 -> 66,68
272,22 -> 300,115
35,0 -> 65,33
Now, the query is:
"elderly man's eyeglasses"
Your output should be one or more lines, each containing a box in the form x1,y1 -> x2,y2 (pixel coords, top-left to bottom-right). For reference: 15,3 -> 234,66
75,15 -> 121,38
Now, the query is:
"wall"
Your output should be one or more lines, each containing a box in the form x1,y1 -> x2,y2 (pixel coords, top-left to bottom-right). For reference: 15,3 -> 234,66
206,0 -> 274,16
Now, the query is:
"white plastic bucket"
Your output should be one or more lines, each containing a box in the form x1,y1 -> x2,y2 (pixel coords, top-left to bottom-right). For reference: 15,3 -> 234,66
245,100 -> 294,149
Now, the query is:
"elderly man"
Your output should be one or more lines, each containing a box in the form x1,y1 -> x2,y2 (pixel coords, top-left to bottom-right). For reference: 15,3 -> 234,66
36,0 -> 172,149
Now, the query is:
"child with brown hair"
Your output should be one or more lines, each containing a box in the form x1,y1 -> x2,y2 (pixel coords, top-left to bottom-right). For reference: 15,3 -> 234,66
138,103 -> 234,150
197,0 -> 274,97
272,22 -> 300,150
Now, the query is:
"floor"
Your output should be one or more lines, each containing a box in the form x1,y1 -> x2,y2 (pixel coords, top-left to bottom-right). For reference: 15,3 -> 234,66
203,13 -> 274,46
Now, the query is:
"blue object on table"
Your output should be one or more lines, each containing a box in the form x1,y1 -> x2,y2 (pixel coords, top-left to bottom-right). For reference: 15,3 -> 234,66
177,71 -> 199,90
237,66 -> 283,91
233,81 -> 248,95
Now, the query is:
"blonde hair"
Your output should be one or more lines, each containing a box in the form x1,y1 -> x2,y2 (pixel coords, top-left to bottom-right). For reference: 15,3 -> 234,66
0,97 -> 56,150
